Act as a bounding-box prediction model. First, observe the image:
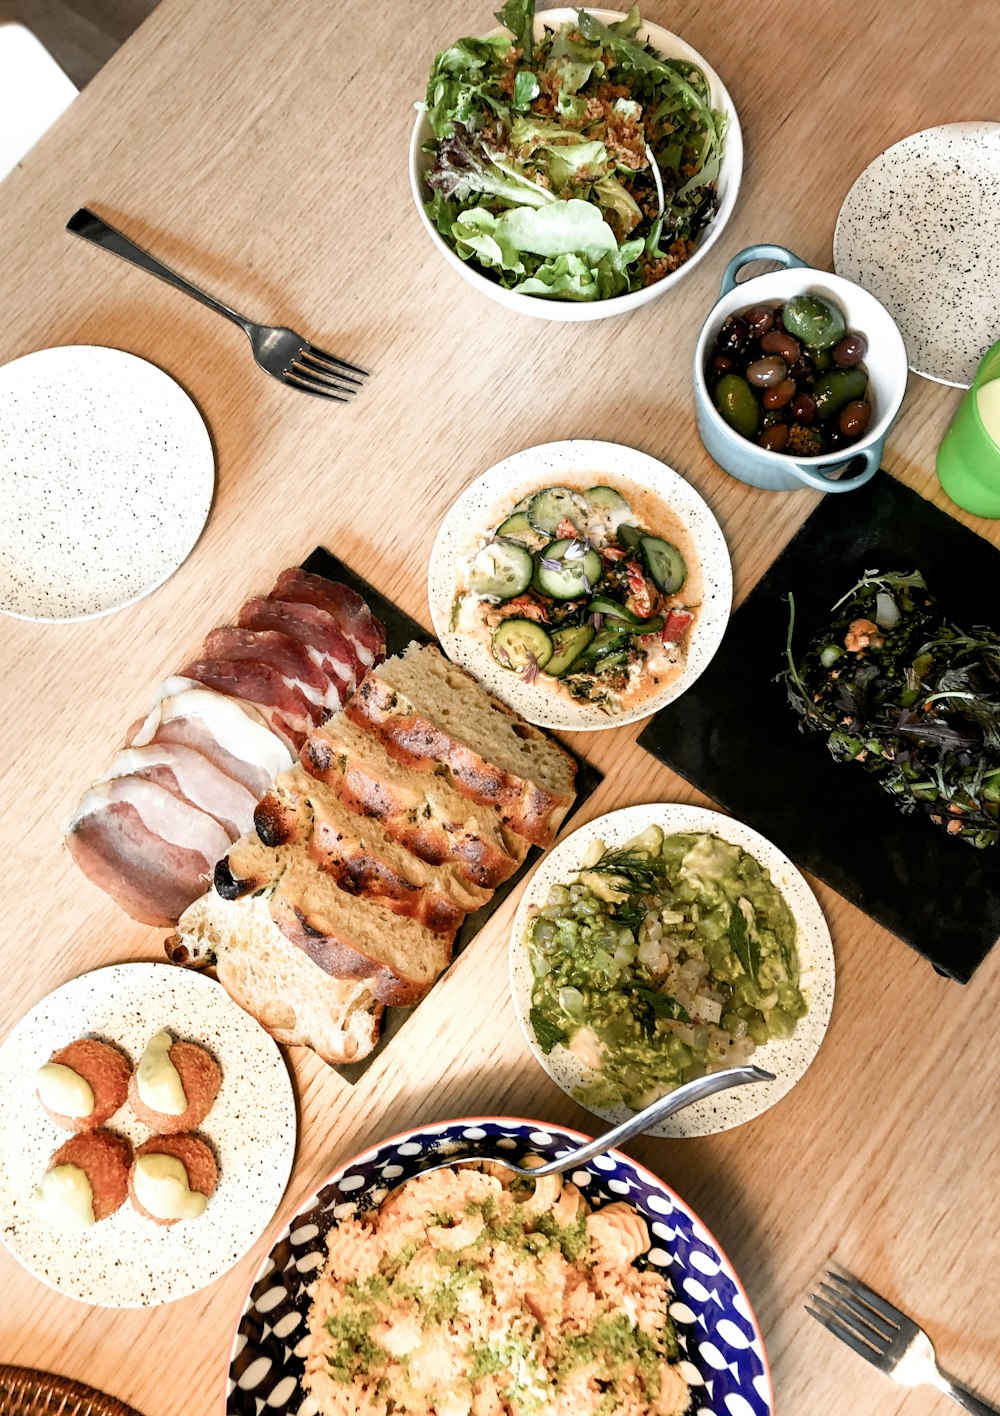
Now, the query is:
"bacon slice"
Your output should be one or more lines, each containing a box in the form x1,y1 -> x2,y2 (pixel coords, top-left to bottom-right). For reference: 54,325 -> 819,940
202,626 -> 335,714
270,568 -> 386,670
97,744 -> 258,840
66,778 -> 232,925
237,597 -> 358,700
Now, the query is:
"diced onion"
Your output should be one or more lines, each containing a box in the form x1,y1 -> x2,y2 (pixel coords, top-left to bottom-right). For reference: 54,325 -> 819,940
558,987 -> 583,1018
874,592 -> 901,629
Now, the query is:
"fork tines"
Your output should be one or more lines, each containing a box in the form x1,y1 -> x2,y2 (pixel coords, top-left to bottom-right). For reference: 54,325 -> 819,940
806,1270 -> 901,1366
284,346 -> 368,401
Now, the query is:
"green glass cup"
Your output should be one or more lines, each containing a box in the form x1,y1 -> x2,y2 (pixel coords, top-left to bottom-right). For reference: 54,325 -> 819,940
937,337 -> 1000,517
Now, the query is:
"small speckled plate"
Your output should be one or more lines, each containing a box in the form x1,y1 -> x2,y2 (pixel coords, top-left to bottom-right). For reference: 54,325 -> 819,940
0,346 -> 214,621
427,439 -> 732,731
509,803 -> 835,1136
834,123 -> 1000,387
0,963 -> 296,1307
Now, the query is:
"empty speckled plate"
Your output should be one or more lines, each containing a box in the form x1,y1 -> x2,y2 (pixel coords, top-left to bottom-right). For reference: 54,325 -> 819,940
428,440 -> 732,731
0,963 -> 296,1307
0,346 -> 214,621
509,803 -> 835,1137
834,123 -> 1000,387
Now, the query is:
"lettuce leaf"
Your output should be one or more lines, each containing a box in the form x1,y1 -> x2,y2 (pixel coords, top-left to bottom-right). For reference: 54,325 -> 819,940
501,199 -> 618,262
426,126 -> 555,209
494,0 -> 535,60
512,252 -> 601,300
423,35 -> 513,139
452,208 -> 525,273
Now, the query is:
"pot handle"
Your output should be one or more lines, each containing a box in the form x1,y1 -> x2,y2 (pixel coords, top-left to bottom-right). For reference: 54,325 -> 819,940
786,439 -> 884,493
719,244 -> 809,296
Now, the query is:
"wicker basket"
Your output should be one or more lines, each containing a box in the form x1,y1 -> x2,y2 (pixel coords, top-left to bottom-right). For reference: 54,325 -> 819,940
0,1365 -> 143,1416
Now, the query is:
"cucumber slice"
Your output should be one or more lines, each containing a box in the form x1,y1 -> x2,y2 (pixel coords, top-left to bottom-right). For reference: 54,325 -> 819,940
527,487 -> 588,535
491,619 -> 553,673
587,595 -> 642,626
568,627 -> 630,674
546,624 -> 595,677
616,523 -> 643,551
496,512 -> 534,539
469,538 -> 533,600
533,539 -> 604,600
509,493 -> 534,514
639,536 -> 687,593
586,485 -> 632,513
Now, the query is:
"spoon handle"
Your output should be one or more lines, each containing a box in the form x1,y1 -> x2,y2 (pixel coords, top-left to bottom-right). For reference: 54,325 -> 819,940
525,1065 -> 775,1178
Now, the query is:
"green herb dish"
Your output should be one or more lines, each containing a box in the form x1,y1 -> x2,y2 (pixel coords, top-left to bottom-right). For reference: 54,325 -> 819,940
410,3 -> 741,319
784,569 -> 1000,848
509,804 -> 834,1135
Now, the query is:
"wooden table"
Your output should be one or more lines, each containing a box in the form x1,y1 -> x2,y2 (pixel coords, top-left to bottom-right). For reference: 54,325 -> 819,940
0,1 -> 997,1412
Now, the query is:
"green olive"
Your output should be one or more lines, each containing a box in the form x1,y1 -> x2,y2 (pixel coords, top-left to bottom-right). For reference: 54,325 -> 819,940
812,367 -> 869,421
713,373 -> 759,439
782,294 -> 847,350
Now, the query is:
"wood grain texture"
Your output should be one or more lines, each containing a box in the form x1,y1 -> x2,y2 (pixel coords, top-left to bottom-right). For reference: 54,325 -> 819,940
0,1 -> 998,1413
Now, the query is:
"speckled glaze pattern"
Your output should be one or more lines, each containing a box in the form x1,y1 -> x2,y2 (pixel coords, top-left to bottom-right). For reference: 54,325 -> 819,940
428,440 -> 732,731
227,1117 -> 774,1416
0,346 -> 214,621
834,123 -> 1000,387
0,964 -> 295,1307
509,803 -> 835,1137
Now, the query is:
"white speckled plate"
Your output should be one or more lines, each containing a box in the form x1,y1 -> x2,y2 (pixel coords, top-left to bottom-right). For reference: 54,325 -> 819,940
428,440 -> 732,731
0,963 -> 296,1307
833,123 -> 1000,387
509,803 -> 835,1137
0,346 -> 214,621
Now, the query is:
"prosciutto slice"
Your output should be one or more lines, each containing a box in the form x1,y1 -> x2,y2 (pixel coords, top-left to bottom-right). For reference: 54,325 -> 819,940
66,778 -> 232,926
97,744 -> 258,839
180,658 -> 315,748
202,626 -> 337,714
270,568 -> 386,669
238,597 -> 358,700
129,684 -> 294,792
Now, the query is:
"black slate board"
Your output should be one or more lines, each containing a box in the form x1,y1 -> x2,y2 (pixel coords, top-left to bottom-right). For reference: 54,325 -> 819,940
637,472 -> 1000,984
302,546 -> 603,1078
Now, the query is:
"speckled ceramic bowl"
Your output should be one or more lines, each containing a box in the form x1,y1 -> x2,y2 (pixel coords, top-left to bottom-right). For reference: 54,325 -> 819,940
510,803 -> 835,1136
409,9 -> 743,322
428,439 -> 732,731
227,1117 -> 774,1415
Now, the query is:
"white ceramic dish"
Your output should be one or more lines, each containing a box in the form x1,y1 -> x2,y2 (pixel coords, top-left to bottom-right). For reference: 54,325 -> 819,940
427,439 -> 732,731
0,345 -> 214,621
409,8 -> 743,322
509,803 -> 835,1136
833,122 -> 1000,387
0,963 -> 296,1307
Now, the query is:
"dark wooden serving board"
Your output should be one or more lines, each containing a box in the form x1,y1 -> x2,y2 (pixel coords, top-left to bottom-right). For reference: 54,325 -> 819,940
637,473 -> 1000,984
304,547 -> 603,1078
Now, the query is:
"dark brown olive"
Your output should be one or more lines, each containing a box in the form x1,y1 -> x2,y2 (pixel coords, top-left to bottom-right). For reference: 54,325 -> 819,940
719,316 -> 751,355
832,333 -> 867,367
762,379 -> 797,410
746,356 -> 788,388
711,354 -> 735,377
745,305 -> 775,336
787,356 -> 815,384
839,399 -> 872,437
759,423 -> 789,453
760,329 -> 801,363
789,391 -> 817,424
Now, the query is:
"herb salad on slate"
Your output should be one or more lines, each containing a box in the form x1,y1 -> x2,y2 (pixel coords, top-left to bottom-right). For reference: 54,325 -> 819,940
785,570 -> 1000,847
417,1 -> 728,301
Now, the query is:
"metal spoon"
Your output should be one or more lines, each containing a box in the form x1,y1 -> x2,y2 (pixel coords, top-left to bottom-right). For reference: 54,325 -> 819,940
438,1064 -> 775,1179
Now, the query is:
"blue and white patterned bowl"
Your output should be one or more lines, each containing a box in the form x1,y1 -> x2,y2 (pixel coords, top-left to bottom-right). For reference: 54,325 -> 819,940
226,1117 -> 773,1415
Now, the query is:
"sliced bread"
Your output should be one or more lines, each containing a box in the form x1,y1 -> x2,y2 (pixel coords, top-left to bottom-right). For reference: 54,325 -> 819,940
259,765 -> 491,920
166,889 -> 382,1065
268,857 -> 453,1006
345,643 -> 577,846
300,717 -> 526,887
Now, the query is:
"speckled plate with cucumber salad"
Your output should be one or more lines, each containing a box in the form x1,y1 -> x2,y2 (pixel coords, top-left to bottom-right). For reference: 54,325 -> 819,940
428,440 -> 732,731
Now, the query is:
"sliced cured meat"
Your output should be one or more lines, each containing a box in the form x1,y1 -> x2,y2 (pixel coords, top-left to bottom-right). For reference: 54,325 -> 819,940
179,659 -> 316,749
202,626 -> 335,713
270,568 -> 385,669
66,778 -> 232,925
97,744 -> 258,840
128,685 -> 294,793
238,598 -> 358,699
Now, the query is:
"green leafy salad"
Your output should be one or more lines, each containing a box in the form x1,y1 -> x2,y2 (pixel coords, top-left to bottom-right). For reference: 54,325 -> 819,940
526,827 -> 806,1111
418,0 -> 728,300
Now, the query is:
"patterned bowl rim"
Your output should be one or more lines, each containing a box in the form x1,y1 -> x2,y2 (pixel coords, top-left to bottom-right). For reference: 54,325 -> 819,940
223,1113 -> 775,1414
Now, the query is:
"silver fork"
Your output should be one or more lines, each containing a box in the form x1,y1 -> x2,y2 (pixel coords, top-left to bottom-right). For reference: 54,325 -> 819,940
808,1270 -> 998,1414
66,208 -> 367,401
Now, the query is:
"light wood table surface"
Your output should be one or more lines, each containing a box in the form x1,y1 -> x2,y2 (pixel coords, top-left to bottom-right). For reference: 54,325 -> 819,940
0,1 -> 998,1412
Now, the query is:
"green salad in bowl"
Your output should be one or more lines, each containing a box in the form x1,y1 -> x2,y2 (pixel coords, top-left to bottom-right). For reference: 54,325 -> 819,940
410,2 -> 741,317
509,804 -> 834,1135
